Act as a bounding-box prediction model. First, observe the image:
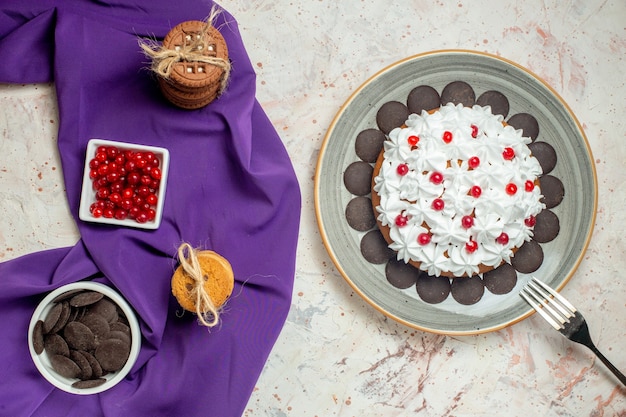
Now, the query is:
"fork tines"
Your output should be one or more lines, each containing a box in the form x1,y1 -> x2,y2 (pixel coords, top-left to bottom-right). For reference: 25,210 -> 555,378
520,276 -> 577,331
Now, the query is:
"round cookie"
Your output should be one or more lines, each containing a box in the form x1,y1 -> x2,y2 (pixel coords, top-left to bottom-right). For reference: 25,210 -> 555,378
528,141 -> 557,174
507,113 -> 539,141
440,81 -> 475,107
407,85 -> 441,114
345,196 -> 376,232
533,209 -> 560,243
171,250 -> 234,313
355,129 -> 386,163
476,90 -> 510,118
376,101 -> 410,134
343,161 -> 373,196
156,20 -> 229,109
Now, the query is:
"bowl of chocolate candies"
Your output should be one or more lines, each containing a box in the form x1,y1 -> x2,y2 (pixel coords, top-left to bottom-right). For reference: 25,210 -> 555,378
28,282 -> 141,394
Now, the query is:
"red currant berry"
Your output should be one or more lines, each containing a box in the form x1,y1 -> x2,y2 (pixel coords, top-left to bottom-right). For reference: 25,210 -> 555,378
150,167 -> 162,180
97,164 -> 110,177
525,215 -> 536,227
114,154 -> 126,166
114,209 -> 128,220
127,172 -> 140,185
470,185 -> 482,198
525,180 -> 535,192
468,156 -> 480,169
135,211 -> 149,224
432,198 -> 445,211
395,214 -> 409,227
120,198 -> 133,210
396,163 -> 409,176
503,147 -> 515,160
96,187 -> 110,200
407,135 -> 420,146
109,181 -> 123,195
128,206 -> 140,219
102,208 -> 115,219
91,207 -> 104,218
442,131 -> 453,143
125,160 -> 136,172
465,240 -> 478,253
496,232 -> 509,245
145,208 -> 156,221
109,193 -> 122,205
132,196 -> 144,206
506,183 -> 518,195
146,193 -> 158,206
89,158 -> 100,169
106,146 -> 118,159
461,215 -> 474,229
140,174 -> 152,186
137,185 -> 151,197
122,187 -> 134,199
471,124 -> 479,138
430,172 -> 444,184
106,171 -> 119,183
89,169 -> 98,179
95,151 -> 107,163
417,233 -> 431,245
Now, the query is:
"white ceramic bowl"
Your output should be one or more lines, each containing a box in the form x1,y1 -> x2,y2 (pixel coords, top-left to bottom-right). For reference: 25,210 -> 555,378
78,138 -> 170,230
28,282 -> 141,395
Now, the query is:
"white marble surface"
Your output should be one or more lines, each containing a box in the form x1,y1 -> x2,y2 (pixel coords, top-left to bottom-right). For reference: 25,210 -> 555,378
1,0 -> 625,415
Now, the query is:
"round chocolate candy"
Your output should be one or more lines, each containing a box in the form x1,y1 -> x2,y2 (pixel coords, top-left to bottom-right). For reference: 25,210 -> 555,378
511,240 -> 544,274
476,90 -> 510,118
355,129 -> 386,163
528,141 -> 557,174
385,258 -> 420,289
360,230 -> 394,264
416,274 -> 451,304
507,113 -> 539,141
343,161 -> 373,196
440,81 -> 475,107
407,85 -> 441,114
539,175 -> 565,208
345,197 -> 376,232
483,263 -> 518,295
450,275 -> 485,305
533,209 -> 560,243
376,101 -> 409,134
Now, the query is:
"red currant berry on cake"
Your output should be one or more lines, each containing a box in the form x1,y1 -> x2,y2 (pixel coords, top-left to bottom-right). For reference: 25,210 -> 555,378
417,233 -> 431,245
525,215 -> 536,227
465,239 -> 478,253
471,124 -> 479,138
496,232 -> 509,245
407,135 -> 420,146
396,163 -> 409,176
525,180 -> 535,192
468,156 -> 480,169
429,172 -> 444,184
461,215 -> 474,229
502,147 -> 515,160
395,214 -> 409,227
432,198 -> 445,211
506,183 -> 518,195
442,131 -> 453,143
470,185 -> 482,198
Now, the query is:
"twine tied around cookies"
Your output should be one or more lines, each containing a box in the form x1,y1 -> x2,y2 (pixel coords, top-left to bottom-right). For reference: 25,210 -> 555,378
139,7 -> 231,95
176,243 -> 220,328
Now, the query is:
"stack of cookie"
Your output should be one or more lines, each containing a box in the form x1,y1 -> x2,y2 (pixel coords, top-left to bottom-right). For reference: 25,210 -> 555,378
155,20 -> 230,110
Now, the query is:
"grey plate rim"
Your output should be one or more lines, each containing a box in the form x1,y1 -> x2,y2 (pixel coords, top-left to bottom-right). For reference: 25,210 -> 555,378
314,49 -> 598,336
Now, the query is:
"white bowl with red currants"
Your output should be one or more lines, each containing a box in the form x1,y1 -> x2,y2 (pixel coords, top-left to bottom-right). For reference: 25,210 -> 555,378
79,139 -> 169,229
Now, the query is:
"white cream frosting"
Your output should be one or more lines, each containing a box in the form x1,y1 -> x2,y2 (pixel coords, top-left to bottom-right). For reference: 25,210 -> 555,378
373,103 -> 545,277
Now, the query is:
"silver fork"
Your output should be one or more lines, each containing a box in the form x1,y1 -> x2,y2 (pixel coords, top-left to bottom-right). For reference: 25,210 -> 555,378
520,276 -> 626,386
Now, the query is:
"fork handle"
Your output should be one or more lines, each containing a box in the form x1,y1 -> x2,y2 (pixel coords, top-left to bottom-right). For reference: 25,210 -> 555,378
587,344 -> 626,386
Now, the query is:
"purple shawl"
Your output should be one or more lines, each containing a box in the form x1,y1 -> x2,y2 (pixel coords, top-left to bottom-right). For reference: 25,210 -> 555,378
0,1 -> 301,416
